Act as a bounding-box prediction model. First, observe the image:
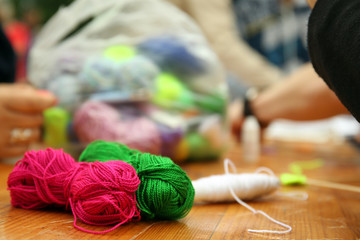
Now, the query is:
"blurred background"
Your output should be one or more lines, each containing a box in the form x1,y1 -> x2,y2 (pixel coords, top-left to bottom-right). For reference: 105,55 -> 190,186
0,0 -> 72,82
1,0 -> 359,162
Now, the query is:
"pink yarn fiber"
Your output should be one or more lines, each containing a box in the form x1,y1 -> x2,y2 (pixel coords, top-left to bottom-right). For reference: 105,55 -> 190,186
7,148 -> 141,233
73,101 -> 162,155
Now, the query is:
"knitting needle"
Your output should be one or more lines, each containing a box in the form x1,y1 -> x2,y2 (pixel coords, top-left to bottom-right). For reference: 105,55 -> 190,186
281,173 -> 360,193
306,178 -> 360,193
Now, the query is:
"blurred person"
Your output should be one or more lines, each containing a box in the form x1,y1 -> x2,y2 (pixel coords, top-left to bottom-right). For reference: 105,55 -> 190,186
0,26 -> 56,159
229,0 -> 360,138
228,63 -> 349,137
0,0 -> 31,82
307,0 -> 360,124
168,0 -> 310,91
167,0 -> 348,140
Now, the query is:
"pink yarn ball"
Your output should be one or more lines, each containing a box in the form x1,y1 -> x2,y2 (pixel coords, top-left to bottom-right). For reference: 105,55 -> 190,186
73,101 -> 162,154
7,148 -> 76,209
65,161 -> 141,231
7,148 -> 141,233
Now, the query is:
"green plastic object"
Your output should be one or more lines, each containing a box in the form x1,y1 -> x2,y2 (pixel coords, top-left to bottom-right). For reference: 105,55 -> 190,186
280,173 -> 307,185
43,107 -> 70,147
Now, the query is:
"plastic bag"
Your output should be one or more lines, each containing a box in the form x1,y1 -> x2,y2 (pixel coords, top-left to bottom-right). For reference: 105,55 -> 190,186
29,0 -> 230,162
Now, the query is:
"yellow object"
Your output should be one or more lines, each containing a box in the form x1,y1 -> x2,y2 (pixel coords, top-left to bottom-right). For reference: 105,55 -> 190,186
104,45 -> 136,61
289,159 -> 324,174
172,138 -> 189,163
280,173 -> 307,185
43,107 -> 70,147
153,73 -> 194,109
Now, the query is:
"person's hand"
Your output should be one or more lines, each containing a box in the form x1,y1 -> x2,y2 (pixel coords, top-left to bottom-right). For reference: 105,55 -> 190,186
227,98 -> 267,142
306,0 -> 317,8
0,84 -> 56,158
227,98 -> 244,140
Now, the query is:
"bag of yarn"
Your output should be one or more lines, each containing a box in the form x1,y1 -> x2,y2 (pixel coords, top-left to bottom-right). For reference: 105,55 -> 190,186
28,0 -> 230,162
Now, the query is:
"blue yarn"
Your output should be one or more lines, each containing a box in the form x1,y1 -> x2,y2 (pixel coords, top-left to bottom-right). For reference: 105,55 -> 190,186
156,123 -> 183,158
46,74 -> 83,112
79,57 -> 117,92
137,36 -> 205,77
115,56 -> 159,92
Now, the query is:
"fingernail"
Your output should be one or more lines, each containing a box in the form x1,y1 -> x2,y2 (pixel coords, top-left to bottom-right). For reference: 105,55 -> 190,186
37,90 -> 52,96
37,90 -> 58,106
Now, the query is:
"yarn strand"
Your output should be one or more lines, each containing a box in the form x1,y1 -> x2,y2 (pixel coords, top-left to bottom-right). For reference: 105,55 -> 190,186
224,158 -> 292,234
7,148 -> 141,234
70,200 -> 134,234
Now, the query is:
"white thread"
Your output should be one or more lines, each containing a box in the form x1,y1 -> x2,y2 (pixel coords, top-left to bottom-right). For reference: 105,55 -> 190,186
254,167 -> 275,176
251,167 -> 308,201
223,158 -> 292,234
193,173 -> 280,203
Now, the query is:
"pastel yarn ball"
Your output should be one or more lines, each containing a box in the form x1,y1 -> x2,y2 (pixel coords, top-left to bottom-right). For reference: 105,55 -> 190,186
156,123 -> 183,158
115,55 -> 159,92
153,73 -> 194,109
137,36 -> 205,77
73,101 -> 162,155
186,132 -> 220,161
79,57 -> 117,92
46,74 -> 82,112
104,45 -> 136,62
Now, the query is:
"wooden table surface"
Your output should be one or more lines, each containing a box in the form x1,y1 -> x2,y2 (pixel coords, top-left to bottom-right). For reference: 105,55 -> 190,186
1,140 -> 360,239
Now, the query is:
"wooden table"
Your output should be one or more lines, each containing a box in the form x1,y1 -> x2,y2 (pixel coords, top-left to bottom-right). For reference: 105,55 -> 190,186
1,140 -> 360,239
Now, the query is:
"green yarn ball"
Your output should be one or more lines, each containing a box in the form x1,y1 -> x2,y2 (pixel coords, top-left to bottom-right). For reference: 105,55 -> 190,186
79,140 -> 195,220
130,153 -> 194,220
186,133 -> 220,161
152,73 -> 195,110
79,140 -> 140,163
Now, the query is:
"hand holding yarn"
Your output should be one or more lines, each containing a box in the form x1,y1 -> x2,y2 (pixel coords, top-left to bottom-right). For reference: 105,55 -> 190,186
0,84 -> 57,158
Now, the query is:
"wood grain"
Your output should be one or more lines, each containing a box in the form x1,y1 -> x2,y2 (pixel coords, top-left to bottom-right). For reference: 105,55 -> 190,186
1,140 -> 360,239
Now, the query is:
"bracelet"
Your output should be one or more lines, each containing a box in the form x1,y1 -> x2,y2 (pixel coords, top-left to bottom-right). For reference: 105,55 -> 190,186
243,88 -> 269,128
243,96 -> 254,117
243,87 -> 258,117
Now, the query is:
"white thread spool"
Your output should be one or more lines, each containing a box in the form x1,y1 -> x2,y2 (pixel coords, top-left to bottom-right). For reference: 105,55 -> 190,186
193,159 -> 295,234
242,116 -> 261,163
193,173 -> 280,203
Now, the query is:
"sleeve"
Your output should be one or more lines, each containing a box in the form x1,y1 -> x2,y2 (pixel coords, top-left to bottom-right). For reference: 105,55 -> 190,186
182,0 -> 283,90
0,26 -> 16,83
308,0 -> 360,122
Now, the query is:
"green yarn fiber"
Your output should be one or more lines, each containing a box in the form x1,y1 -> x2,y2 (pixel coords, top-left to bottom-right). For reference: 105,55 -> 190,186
79,140 -> 195,220
79,140 -> 140,163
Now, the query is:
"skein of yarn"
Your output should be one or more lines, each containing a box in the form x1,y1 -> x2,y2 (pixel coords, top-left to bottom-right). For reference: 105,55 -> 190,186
79,140 -> 195,220
7,148 -> 141,233
137,35 -> 205,77
73,101 -> 162,155
156,123 -> 183,158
